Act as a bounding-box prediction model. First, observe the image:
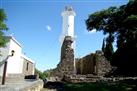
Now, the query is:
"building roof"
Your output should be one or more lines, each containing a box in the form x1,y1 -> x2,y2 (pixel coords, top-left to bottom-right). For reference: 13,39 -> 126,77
21,54 -> 35,64
7,36 -> 22,47
7,36 -> 35,64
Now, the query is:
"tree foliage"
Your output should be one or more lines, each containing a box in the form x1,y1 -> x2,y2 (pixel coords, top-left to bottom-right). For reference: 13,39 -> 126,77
0,9 -> 8,47
43,69 -> 53,78
102,38 -> 114,61
35,68 -> 53,80
35,68 -> 46,80
101,38 -> 105,53
86,0 -> 137,76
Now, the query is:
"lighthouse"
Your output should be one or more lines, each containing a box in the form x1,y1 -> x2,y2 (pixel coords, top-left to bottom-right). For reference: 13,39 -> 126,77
52,6 -> 76,78
60,6 -> 76,49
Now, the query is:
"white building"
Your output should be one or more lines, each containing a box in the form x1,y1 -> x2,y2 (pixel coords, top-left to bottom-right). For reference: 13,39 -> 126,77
0,36 -> 35,79
60,6 -> 76,49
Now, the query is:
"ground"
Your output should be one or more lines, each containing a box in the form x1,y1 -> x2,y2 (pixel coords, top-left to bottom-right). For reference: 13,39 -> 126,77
41,79 -> 137,91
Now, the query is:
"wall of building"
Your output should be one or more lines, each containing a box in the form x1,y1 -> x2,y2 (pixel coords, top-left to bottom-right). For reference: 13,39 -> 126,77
22,57 -> 35,76
6,37 -> 23,75
0,42 -> 10,76
62,15 -> 75,37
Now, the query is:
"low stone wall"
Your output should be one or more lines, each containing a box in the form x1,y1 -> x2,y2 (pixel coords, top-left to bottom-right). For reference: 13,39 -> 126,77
0,79 -> 43,91
0,74 -> 25,83
41,88 -> 57,91
64,75 -> 102,83
63,74 -> 137,83
100,77 -> 137,82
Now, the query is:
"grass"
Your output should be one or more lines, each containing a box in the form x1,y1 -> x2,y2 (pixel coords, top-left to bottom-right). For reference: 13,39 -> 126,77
59,81 -> 137,91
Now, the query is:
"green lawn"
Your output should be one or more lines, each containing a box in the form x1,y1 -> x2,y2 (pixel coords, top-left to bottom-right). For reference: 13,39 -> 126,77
60,81 -> 137,91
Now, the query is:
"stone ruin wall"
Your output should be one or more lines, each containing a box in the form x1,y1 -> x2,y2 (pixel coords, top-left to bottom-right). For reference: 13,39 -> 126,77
76,53 -> 96,75
76,50 -> 112,76
51,36 -> 75,79
51,36 -> 112,80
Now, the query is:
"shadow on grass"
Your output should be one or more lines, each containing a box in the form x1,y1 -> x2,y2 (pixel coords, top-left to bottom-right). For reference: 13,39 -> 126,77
44,80 -> 137,91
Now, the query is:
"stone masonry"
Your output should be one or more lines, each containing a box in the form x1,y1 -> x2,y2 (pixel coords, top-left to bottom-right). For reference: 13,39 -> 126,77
76,50 -> 112,76
51,36 -> 75,79
52,40 -> 112,81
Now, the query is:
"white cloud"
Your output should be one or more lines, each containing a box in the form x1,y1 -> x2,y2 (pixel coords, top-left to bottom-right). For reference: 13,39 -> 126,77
88,28 -> 96,34
46,25 -> 51,31
84,28 -> 96,34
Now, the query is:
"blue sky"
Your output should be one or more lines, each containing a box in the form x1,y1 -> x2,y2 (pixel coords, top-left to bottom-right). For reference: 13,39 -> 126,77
1,0 -> 128,71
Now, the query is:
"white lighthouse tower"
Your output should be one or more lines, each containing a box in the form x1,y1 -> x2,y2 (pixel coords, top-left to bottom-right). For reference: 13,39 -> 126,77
60,6 -> 76,48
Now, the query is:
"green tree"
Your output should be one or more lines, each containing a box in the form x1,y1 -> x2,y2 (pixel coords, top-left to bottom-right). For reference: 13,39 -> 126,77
101,38 -> 105,53
0,9 -> 8,47
86,0 -> 137,76
35,68 -> 53,80
35,68 -> 46,80
43,69 -> 53,78
101,37 -> 114,61
102,37 -> 114,61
